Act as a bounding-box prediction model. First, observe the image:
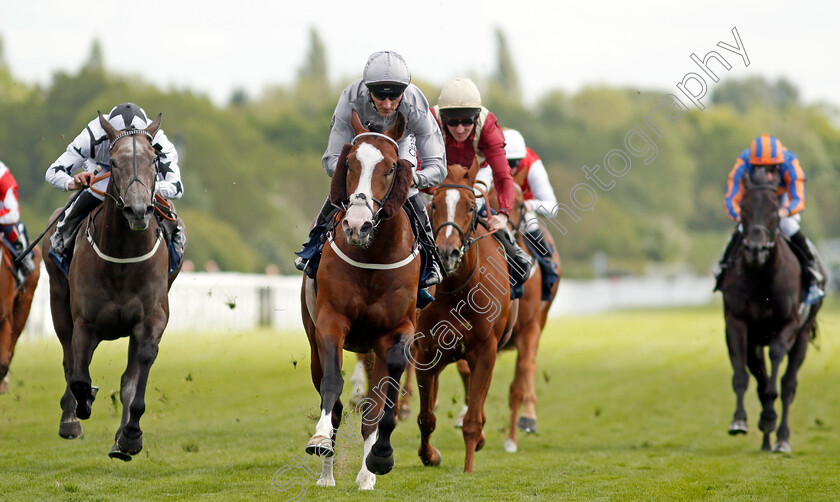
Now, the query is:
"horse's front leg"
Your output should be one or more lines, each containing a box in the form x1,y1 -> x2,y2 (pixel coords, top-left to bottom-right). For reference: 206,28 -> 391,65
69,319 -> 101,421
306,316 -> 346,458
108,336 -> 140,460
774,329 -> 809,453
462,343 -> 496,473
724,315 -> 749,435
766,320 -> 801,453
0,318 -> 13,394
111,317 -> 165,460
365,329 -> 411,476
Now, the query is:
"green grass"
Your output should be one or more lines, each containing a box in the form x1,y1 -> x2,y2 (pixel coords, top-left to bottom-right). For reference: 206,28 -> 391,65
2,305 -> 840,501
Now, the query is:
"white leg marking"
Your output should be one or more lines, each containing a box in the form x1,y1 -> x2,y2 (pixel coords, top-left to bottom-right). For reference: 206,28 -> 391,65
454,403 -> 468,428
504,438 -> 518,453
445,189 -> 460,238
317,455 -> 336,487
315,409 -> 333,438
356,429 -> 378,490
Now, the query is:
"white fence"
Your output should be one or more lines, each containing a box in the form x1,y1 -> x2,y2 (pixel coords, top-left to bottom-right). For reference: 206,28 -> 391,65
22,267 -> 717,340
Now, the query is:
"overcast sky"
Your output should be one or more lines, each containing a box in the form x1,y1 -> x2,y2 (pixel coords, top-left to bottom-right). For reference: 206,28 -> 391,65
1,0 -> 837,109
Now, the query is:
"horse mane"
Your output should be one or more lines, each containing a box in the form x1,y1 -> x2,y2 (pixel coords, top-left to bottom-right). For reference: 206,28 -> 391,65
379,159 -> 414,219
329,143 -> 353,206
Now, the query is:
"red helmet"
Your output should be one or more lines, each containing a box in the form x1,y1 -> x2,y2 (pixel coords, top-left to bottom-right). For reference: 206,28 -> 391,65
749,134 -> 784,165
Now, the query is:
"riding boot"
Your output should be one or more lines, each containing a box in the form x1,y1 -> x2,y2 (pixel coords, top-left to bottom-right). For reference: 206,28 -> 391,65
12,222 -> 36,275
494,227 -> 533,292
294,197 -> 335,278
713,229 -> 742,292
405,193 -> 444,288
49,191 -> 102,275
524,227 -> 559,300
788,231 -> 825,305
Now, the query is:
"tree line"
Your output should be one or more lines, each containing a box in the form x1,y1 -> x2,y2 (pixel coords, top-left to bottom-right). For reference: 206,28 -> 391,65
1,30 -> 838,277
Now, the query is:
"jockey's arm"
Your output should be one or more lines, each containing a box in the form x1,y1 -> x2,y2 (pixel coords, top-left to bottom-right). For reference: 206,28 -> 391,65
46,126 -> 94,191
525,158 -> 558,217
152,130 -> 184,200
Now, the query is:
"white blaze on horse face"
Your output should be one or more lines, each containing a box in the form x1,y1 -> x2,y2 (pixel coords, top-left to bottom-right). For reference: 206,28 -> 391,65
349,143 -> 383,210
445,189 -> 461,238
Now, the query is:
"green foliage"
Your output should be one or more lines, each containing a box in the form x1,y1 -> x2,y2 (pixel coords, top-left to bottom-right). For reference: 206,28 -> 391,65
0,29 -> 839,278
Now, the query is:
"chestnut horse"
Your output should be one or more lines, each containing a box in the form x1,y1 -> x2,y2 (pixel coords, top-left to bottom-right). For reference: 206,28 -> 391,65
300,111 -> 418,490
0,246 -> 41,394
412,162 -> 518,473
720,164 -> 822,453
43,112 -> 184,460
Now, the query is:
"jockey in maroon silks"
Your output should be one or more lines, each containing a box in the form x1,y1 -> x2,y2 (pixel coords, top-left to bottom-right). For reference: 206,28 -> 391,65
431,78 -> 531,296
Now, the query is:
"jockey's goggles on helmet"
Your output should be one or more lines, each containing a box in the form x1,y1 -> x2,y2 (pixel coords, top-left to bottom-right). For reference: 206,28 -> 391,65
368,84 -> 406,101
508,158 -> 521,170
445,116 -> 477,127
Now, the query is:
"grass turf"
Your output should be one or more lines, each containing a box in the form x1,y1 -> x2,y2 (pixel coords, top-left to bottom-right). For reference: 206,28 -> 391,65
2,304 -> 840,501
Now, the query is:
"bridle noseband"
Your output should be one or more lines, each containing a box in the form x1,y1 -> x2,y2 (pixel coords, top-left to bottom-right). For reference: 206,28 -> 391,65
108,129 -> 158,210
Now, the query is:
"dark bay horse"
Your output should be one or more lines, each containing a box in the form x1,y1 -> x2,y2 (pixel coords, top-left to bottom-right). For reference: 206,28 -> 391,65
412,162 -> 518,473
0,246 -> 41,394
721,164 -> 822,453
42,112 -> 184,460
300,111 -> 418,490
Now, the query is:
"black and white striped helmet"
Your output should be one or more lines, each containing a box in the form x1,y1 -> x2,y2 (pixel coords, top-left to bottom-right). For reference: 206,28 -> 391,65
107,103 -> 149,130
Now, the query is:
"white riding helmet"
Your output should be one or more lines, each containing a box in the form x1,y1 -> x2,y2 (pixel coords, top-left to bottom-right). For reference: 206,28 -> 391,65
438,78 -> 481,118
363,51 -> 411,87
107,103 -> 150,130
503,129 -> 527,160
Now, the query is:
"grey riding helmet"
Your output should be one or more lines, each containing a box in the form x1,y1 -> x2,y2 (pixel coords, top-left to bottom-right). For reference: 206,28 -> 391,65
363,51 -> 410,96
107,103 -> 150,130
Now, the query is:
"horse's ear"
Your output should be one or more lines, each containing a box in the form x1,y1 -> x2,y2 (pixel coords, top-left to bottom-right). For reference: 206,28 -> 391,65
350,111 -> 367,136
98,111 -> 119,141
330,143 -> 353,206
386,112 -> 406,142
145,113 -> 162,137
380,159 -> 414,219
467,156 -> 480,183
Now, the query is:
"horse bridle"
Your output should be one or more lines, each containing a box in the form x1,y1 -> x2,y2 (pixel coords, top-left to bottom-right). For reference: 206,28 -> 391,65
431,183 -> 497,259
346,132 -> 400,229
743,183 -> 780,249
107,129 -> 158,210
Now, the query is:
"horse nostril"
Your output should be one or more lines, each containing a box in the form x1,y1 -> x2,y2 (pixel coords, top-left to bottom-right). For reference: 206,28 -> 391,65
448,249 -> 460,262
145,205 -> 154,218
359,221 -> 373,237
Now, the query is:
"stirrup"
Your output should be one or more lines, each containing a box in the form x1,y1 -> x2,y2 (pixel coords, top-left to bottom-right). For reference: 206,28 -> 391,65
421,265 -> 443,288
294,256 -> 307,271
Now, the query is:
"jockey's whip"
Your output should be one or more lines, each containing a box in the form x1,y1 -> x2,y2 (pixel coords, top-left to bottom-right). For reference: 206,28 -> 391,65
14,189 -> 84,264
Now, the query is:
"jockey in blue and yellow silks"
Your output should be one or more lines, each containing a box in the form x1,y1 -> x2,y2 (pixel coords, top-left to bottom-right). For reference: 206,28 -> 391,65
724,135 -> 805,221
715,134 -> 824,304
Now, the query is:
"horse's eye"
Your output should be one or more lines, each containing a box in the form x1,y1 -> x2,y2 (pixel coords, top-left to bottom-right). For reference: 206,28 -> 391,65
388,164 -> 396,175
469,205 -> 476,213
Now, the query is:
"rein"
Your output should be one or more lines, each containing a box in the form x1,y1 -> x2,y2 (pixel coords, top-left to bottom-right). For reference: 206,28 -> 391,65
432,183 -> 498,260
326,233 -> 419,270
84,206 -> 164,265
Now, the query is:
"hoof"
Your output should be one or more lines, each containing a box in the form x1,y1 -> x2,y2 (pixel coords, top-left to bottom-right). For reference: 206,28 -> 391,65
728,419 -> 748,435
365,452 -> 395,475
517,416 -> 537,434
503,438 -> 518,453
305,435 -> 334,457
108,442 -> 133,461
772,440 -> 792,454
70,381 -> 94,420
420,447 -> 442,467
59,419 -> 83,439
